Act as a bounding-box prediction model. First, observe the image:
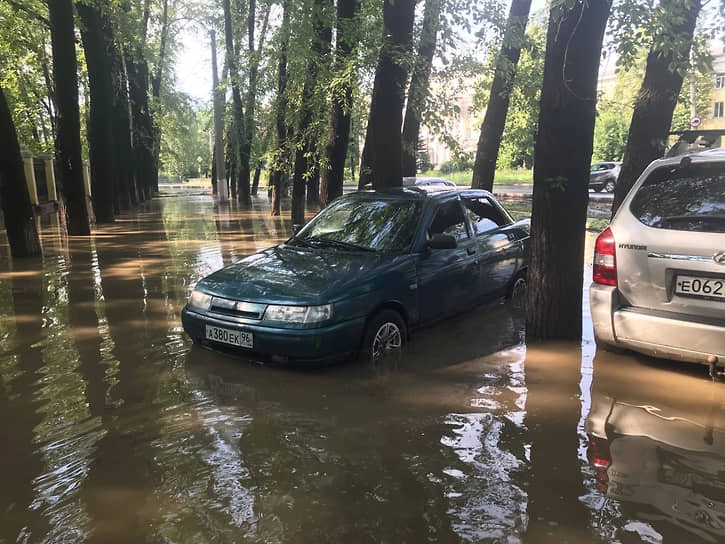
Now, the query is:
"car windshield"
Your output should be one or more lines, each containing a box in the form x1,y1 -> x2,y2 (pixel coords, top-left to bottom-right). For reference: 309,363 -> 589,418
629,162 -> 725,233
292,198 -> 422,252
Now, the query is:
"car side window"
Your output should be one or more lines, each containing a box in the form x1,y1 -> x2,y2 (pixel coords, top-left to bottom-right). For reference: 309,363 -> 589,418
428,200 -> 469,241
461,197 -> 509,235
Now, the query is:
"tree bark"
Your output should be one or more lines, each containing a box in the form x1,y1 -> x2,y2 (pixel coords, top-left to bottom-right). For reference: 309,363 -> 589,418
223,0 -> 249,204
211,30 -> 228,202
401,0 -> 441,177
48,0 -> 91,235
358,0 -> 416,189
77,1 -> 118,223
611,0 -> 701,216
320,0 -> 361,207
292,0 -> 333,225
112,50 -> 136,211
471,0 -> 533,191
0,85 -> 41,257
526,0 -> 611,340
126,55 -> 155,202
270,0 -> 292,216
150,0 -> 170,195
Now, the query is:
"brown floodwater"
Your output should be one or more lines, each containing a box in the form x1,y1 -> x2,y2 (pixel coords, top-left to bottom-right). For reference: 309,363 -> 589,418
1,192 -> 723,543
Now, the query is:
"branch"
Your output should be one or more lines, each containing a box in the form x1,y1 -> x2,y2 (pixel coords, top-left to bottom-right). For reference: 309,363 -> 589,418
2,0 -> 50,27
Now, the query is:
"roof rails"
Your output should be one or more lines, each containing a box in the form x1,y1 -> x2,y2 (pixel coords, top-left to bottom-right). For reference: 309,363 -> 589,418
665,129 -> 725,158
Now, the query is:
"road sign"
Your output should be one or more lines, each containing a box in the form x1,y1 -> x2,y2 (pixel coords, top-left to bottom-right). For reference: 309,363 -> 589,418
690,117 -> 701,128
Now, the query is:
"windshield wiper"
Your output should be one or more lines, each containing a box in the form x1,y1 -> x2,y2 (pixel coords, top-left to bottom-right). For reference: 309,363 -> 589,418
305,236 -> 377,252
288,237 -> 315,248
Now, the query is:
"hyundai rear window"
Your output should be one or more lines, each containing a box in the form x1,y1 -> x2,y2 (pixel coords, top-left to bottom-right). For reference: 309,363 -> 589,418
629,163 -> 725,233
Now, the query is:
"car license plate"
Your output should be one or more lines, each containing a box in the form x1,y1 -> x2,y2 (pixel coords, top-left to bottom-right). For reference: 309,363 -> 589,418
205,325 -> 253,348
675,275 -> 725,300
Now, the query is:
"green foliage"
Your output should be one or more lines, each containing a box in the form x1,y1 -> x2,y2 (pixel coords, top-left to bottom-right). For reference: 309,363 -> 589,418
0,2 -> 53,153
158,92 -> 211,179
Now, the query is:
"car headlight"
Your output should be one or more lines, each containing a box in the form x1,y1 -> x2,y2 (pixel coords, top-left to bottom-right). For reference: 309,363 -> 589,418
263,304 -> 333,323
188,289 -> 212,311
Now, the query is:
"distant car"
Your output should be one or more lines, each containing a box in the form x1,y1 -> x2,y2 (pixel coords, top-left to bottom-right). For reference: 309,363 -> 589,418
589,162 -> 621,192
403,176 -> 457,189
182,188 -> 530,363
590,150 -> 725,371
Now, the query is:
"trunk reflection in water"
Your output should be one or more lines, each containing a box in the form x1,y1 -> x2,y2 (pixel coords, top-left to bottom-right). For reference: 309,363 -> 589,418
0,192 -> 722,543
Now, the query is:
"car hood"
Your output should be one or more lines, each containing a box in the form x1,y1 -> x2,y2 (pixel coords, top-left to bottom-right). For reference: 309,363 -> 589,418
196,244 -> 402,305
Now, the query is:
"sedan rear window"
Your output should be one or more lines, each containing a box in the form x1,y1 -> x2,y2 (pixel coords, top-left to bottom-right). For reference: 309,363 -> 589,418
629,163 -> 725,233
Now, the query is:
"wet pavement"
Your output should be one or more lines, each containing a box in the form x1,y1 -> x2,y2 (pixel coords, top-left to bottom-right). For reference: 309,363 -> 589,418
1,193 -> 723,543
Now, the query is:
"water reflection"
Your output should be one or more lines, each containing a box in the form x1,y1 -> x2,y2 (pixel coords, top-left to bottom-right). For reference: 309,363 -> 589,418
0,192 -> 721,543
583,351 -> 725,543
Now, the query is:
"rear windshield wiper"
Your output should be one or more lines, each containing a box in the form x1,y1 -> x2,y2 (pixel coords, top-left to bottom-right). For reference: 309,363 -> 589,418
305,236 -> 377,252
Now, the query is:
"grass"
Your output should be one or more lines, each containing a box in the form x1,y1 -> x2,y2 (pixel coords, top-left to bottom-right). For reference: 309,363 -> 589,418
420,168 -> 533,186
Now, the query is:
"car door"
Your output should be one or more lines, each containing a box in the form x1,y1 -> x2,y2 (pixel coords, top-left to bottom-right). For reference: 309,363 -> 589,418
461,195 -> 521,298
416,198 -> 479,322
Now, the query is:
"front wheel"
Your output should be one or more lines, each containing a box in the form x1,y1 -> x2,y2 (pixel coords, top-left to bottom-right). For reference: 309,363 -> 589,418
604,179 -> 616,193
508,274 -> 528,311
361,309 -> 405,362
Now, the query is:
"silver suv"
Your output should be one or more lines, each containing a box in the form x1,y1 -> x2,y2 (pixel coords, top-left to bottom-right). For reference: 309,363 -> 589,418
590,150 -> 725,371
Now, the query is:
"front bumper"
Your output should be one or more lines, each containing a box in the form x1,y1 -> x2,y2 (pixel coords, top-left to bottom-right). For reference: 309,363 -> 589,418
181,306 -> 366,361
590,284 -> 725,365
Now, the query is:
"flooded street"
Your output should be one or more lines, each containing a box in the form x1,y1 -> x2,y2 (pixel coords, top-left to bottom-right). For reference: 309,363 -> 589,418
1,193 -> 723,543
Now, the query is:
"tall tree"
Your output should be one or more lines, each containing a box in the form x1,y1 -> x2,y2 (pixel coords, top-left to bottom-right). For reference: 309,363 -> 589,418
611,0 -> 702,216
269,0 -> 292,216
77,0 -> 118,223
319,0 -> 361,206
223,0 -> 249,204
211,29 -> 228,202
401,0 -> 441,177
526,0 -> 611,340
150,0 -> 171,195
358,0 -> 416,189
0,85 -> 41,257
291,0 -> 333,225
471,0 -> 533,191
48,0 -> 90,235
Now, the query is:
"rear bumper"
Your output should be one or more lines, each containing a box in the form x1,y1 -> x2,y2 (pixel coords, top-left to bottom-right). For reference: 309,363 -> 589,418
182,306 -> 366,362
590,284 -> 725,364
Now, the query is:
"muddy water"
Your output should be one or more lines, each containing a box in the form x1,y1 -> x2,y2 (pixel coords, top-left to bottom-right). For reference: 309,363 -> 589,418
0,194 -> 723,543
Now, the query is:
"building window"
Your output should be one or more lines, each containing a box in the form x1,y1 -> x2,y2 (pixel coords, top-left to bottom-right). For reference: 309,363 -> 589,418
716,74 -> 725,89
714,102 -> 724,119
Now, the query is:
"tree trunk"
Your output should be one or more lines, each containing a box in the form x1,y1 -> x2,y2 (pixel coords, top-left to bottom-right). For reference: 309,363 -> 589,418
150,0 -> 170,195
401,0 -> 441,177
270,0 -> 292,217
471,0 -> 533,191
611,0 -> 701,216
526,0 -> 611,340
48,0 -> 91,235
292,0 -> 333,225
223,0 -> 249,204
240,0 -> 270,205
320,0 -> 361,207
358,0 -> 416,189
77,1 -> 118,223
126,55 -> 155,202
211,30 -> 228,202
0,85 -> 41,257
112,50 -> 136,211
251,161 -> 262,195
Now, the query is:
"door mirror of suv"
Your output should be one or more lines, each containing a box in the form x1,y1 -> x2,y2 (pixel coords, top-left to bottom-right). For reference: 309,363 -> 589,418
428,233 -> 458,250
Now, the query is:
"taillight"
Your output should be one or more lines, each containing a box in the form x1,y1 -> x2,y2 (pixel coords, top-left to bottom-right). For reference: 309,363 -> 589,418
587,434 -> 611,494
593,227 -> 617,286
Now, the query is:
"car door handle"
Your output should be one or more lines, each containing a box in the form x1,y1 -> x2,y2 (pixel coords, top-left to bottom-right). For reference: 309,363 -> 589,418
466,247 -> 476,255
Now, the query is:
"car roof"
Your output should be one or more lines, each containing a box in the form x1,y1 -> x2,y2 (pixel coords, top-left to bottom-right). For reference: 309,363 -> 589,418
650,147 -> 725,168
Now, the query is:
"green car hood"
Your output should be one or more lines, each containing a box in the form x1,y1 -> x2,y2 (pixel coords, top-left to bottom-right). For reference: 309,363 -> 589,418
196,244 -> 402,305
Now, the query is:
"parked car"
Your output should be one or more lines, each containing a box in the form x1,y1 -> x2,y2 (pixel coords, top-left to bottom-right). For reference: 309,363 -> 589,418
182,188 -> 530,363
589,162 -> 622,192
403,176 -> 457,189
590,150 -> 725,372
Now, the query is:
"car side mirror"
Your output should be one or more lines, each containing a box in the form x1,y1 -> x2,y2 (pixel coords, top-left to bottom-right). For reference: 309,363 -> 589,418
292,224 -> 303,235
428,233 -> 457,250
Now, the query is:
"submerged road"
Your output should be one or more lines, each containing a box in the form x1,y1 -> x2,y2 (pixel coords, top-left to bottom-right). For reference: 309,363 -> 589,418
0,192 -> 722,543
